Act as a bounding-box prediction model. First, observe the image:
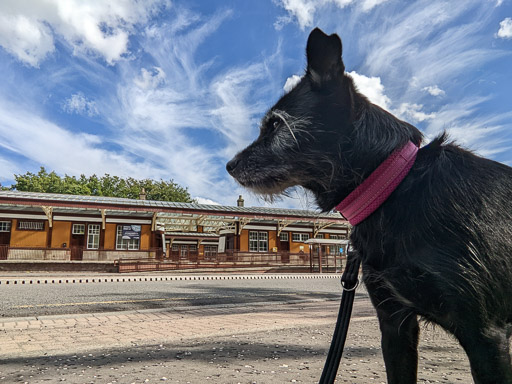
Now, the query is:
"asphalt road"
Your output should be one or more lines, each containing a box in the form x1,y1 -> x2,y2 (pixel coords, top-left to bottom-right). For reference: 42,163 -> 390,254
0,275 -> 350,318
0,275 -> 476,383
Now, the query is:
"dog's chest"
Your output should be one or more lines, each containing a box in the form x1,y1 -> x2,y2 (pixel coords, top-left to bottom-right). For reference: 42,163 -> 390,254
361,256 -> 450,321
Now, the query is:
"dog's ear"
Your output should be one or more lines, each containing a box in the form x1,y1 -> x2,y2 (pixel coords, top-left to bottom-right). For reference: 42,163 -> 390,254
306,28 -> 345,85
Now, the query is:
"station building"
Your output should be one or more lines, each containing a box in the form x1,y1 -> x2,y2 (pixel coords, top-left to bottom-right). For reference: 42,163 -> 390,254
0,190 -> 349,270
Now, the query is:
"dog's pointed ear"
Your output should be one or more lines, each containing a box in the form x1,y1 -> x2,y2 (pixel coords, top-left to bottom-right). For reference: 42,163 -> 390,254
306,28 -> 345,84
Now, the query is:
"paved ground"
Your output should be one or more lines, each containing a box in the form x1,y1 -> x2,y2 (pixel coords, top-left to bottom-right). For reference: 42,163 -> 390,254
0,295 -> 473,383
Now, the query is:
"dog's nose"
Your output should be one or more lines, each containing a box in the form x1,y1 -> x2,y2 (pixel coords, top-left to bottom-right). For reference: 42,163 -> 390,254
226,157 -> 240,175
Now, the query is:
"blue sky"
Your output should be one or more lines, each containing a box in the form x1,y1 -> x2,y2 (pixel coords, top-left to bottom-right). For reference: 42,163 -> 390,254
0,0 -> 511,208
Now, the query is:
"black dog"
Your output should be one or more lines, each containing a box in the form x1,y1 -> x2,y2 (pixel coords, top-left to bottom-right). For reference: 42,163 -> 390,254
227,28 -> 512,383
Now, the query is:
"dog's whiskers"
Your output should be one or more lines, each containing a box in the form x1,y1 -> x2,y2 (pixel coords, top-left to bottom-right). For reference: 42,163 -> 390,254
272,110 -> 313,147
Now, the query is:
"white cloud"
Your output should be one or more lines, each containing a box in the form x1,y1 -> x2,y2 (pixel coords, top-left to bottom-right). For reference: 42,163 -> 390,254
63,93 -> 99,116
0,13 -> 54,67
497,18 -> 512,39
195,197 -> 221,205
0,0 -> 168,67
395,103 -> 436,123
347,70 -> 391,110
283,75 -> 302,92
422,85 -> 445,97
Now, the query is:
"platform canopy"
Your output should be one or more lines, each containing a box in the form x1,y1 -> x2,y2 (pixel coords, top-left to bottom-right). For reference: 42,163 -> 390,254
0,190 -> 349,235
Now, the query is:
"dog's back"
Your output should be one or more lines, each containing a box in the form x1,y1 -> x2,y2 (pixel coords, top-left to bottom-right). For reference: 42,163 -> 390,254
356,134 -> 512,319
227,28 -> 512,383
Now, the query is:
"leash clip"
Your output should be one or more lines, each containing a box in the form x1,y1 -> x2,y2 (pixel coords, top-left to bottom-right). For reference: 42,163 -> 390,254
341,279 -> 359,292
340,242 -> 360,292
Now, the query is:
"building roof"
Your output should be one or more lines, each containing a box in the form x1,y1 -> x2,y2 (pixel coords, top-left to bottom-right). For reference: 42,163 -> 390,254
0,190 -> 346,222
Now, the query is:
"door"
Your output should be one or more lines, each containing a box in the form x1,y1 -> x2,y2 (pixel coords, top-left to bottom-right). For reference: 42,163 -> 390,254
0,221 -> 11,260
0,231 -> 10,246
70,224 -> 85,261
180,245 -> 188,260
278,232 -> 290,263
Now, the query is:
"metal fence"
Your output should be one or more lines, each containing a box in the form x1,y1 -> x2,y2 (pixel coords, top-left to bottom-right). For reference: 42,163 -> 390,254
116,251 -> 308,273
0,245 -> 345,274
116,250 -> 345,273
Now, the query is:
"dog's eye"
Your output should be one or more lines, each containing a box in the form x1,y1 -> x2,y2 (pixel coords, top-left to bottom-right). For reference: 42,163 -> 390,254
270,119 -> 280,130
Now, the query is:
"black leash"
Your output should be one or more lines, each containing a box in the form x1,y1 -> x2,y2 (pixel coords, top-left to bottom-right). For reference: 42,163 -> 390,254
319,247 -> 361,384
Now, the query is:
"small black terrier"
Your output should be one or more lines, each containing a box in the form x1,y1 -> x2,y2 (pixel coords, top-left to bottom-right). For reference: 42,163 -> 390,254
227,28 -> 512,383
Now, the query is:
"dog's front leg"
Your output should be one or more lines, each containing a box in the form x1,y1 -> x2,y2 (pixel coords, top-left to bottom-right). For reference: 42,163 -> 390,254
365,277 -> 419,383
378,307 -> 419,384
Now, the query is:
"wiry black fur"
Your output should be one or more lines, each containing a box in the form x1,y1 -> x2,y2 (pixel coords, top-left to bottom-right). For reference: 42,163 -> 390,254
227,28 -> 512,384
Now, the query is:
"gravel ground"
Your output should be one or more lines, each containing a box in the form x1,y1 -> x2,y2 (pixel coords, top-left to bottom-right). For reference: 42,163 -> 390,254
0,317 -> 473,384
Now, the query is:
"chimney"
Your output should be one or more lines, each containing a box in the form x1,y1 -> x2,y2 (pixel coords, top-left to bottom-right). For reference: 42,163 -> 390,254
237,195 -> 244,207
139,187 -> 147,200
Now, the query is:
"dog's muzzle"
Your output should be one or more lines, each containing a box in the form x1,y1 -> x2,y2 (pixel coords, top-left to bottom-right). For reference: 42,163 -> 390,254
226,157 -> 240,176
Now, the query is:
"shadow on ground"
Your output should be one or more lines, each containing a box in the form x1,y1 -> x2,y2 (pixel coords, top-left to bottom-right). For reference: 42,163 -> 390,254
0,323 -> 381,383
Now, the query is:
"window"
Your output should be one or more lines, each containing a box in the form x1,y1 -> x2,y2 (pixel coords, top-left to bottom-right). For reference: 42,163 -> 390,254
72,224 -> 85,235
204,245 -> 218,258
87,224 -> 101,249
315,233 -> 324,239
292,233 -> 309,242
279,232 -> 289,241
17,221 -> 44,231
116,225 -> 140,250
0,221 -> 11,232
328,234 -> 347,255
329,233 -> 347,240
249,231 -> 268,252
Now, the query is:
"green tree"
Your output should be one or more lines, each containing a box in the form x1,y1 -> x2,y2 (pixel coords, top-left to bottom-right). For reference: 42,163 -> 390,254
10,167 -> 194,203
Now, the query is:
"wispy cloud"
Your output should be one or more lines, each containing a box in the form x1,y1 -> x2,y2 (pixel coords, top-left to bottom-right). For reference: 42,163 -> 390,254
210,63 -> 270,156
104,8 -> 281,206
0,4 -> 276,207
352,1 -> 510,154
274,0 -> 389,30
423,97 -> 512,157
275,0 -> 511,160
0,0 -> 509,210
0,97 -> 157,178
0,157 -> 22,181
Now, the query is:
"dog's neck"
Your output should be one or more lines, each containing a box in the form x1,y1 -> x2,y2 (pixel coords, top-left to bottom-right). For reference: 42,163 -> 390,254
334,141 -> 419,225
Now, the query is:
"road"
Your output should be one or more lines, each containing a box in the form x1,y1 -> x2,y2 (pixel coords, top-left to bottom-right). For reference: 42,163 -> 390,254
0,274 -> 346,318
0,274 -> 474,383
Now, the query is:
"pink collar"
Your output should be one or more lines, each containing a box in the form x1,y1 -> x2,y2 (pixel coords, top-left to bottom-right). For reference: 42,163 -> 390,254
335,141 -> 419,225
